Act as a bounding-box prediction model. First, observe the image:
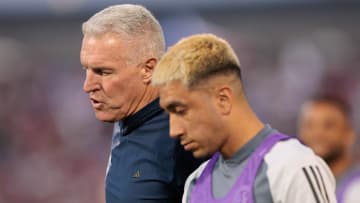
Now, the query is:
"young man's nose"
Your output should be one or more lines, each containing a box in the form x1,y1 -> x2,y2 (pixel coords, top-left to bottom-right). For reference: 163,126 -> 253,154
169,115 -> 184,139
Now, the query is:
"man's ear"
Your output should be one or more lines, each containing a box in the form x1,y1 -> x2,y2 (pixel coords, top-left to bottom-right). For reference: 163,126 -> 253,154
215,86 -> 233,115
141,58 -> 157,84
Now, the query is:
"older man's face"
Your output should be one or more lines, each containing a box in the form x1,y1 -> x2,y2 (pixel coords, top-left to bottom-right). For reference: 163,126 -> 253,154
80,33 -> 146,122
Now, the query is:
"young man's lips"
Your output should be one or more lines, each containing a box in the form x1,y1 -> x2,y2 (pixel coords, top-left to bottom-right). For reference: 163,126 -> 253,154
182,141 -> 195,151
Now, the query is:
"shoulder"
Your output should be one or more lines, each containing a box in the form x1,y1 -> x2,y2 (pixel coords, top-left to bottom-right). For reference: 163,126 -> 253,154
340,168 -> 360,203
185,160 -> 209,185
182,160 -> 210,203
145,110 -> 169,128
343,178 -> 360,203
264,137 -> 333,180
265,138 -> 326,168
263,137 -> 337,202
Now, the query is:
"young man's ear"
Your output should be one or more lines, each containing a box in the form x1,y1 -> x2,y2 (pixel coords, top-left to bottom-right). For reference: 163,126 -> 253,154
215,86 -> 233,115
141,58 -> 157,84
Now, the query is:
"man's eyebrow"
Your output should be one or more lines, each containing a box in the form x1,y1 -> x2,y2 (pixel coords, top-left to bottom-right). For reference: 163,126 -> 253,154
89,66 -> 113,70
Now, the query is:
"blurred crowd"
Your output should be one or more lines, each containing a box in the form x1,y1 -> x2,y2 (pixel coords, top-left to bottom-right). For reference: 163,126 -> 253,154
1,7 -> 360,203
0,37 -> 111,202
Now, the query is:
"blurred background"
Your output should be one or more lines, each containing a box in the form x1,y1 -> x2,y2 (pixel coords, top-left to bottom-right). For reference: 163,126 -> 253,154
1,0 -> 360,202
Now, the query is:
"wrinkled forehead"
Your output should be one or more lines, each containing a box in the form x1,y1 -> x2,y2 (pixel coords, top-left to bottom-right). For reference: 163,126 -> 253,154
81,33 -> 141,64
82,33 -> 128,48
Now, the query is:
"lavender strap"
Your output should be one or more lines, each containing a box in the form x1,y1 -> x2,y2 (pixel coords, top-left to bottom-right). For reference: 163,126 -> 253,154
190,133 -> 290,203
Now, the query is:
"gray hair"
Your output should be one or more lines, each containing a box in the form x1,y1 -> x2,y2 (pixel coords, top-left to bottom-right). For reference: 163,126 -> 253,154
82,4 -> 165,60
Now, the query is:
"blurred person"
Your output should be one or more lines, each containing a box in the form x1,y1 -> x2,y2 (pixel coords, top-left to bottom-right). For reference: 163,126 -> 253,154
80,4 -> 202,203
298,94 -> 360,203
152,34 -> 337,203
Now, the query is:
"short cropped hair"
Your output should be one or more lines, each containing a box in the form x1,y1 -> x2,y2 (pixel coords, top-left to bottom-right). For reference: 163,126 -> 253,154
82,4 -> 165,60
152,34 -> 241,87
310,94 -> 352,120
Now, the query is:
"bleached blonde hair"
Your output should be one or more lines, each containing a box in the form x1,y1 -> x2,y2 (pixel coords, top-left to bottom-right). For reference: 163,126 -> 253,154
152,34 -> 241,88
82,4 -> 165,60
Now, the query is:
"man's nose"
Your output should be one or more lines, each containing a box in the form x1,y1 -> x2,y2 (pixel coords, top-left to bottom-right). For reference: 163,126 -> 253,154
83,70 -> 100,93
169,114 -> 184,139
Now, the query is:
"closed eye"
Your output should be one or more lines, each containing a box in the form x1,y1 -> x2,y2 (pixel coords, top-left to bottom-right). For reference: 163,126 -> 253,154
172,107 -> 187,116
165,102 -> 188,116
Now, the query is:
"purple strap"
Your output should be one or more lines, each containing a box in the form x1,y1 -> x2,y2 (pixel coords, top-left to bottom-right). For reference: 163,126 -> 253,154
336,169 -> 360,203
190,133 -> 290,203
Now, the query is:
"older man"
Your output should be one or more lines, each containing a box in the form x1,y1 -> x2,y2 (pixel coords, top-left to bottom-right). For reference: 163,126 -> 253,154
80,4 -> 201,203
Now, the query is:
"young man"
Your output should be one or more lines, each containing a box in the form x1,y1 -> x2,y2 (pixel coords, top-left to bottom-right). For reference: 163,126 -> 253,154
299,95 -> 360,203
152,34 -> 337,203
80,4 -> 201,203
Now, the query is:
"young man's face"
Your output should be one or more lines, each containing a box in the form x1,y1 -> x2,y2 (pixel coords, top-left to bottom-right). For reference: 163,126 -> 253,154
159,80 -> 226,158
298,101 -> 353,163
80,33 -> 146,122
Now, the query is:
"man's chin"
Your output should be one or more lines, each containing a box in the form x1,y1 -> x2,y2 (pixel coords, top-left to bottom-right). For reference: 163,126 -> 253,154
95,113 -> 117,123
192,150 -> 208,159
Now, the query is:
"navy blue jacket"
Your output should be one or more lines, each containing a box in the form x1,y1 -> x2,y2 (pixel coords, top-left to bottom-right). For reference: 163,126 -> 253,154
105,98 -> 202,203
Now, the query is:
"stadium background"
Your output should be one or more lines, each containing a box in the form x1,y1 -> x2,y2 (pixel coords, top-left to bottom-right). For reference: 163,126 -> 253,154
0,1 -> 359,202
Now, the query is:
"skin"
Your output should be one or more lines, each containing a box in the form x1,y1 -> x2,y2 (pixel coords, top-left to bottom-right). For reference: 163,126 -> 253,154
298,101 -> 355,177
159,80 -> 226,158
80,32 -> 158,122
159,78 -> 264,159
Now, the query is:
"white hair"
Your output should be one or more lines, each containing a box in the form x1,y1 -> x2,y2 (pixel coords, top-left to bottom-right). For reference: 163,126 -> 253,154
82,4 -> 165,60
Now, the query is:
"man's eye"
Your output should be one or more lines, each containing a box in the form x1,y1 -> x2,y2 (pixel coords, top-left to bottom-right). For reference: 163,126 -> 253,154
175,108 -> 187,115
94,69 -> 111,76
